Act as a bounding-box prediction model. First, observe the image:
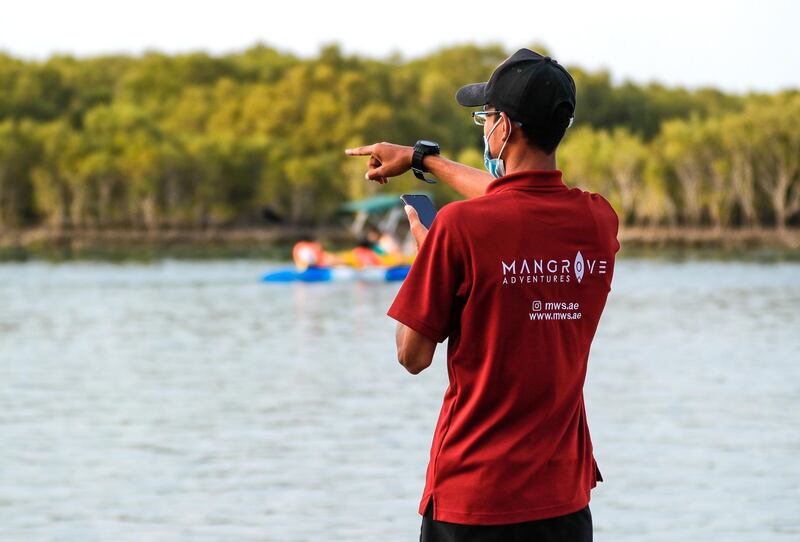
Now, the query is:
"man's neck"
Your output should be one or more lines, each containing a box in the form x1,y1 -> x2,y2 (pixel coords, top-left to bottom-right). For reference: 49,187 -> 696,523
505,145 -> 557,173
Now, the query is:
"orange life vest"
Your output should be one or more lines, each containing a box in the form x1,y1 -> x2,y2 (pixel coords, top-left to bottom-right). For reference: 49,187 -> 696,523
292,241 -> 325,270
351,246 -> 382,267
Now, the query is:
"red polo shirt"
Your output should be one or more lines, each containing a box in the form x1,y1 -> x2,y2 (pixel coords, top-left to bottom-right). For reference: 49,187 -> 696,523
387,169 -> 620,525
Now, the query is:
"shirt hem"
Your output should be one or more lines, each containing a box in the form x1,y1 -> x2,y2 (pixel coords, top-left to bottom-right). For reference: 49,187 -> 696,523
386,307 -> 447,343
422,491 -> 591,525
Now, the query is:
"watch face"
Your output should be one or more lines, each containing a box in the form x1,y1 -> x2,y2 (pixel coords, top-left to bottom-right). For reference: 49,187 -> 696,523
418,140 -> 438,148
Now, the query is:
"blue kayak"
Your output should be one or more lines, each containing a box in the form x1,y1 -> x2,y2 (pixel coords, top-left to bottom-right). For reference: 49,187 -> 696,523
262,265 -> 411,283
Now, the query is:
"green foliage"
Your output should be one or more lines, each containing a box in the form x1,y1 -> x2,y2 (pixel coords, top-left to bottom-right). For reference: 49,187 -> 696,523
0,44 -> 797,229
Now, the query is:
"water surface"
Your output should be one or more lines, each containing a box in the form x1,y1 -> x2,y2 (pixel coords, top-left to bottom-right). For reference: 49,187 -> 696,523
0,260 -> 798,541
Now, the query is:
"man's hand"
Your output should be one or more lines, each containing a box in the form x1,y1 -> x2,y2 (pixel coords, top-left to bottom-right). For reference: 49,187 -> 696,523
345,142 -> 413,185
404,205 -> 428,251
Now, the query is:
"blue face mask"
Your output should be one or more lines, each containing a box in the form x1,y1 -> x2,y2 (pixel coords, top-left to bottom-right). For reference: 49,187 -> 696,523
483,115 -> 511,178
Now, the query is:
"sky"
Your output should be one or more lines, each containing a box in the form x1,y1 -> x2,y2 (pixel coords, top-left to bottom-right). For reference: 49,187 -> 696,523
2,0 -> 798,94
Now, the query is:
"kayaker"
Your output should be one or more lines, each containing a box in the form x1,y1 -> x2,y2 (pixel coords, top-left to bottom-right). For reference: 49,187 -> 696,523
365,225 -> 388,256
346,49 -> 620,542
350,235 -> 384,267
377,231 -> 403,257
366,224 -> 405,258
292,235 -> 337,270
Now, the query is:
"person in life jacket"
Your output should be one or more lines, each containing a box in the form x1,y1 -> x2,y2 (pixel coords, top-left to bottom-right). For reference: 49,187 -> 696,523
292,235 -> 336,270
366,224 -> 404,258
350,234 -> 383,267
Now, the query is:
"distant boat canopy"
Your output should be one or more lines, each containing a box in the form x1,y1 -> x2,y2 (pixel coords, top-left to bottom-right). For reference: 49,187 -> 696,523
340,192 -> 434,237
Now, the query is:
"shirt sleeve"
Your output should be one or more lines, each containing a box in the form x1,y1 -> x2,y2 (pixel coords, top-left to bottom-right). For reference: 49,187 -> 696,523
387,206 -> 469,343
590,193 -> 621,254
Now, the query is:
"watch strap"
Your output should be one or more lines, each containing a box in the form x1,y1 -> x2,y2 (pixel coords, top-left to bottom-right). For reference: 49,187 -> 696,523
413,168 -> 437,184
411,140 -> 439,183
412,146 -> 428,172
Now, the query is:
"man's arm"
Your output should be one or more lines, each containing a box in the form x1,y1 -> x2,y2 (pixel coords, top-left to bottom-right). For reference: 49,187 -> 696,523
424,155 -> 491,200
395,322 -> 436,374
345,143 -> 492,200
393,204 -> 439,375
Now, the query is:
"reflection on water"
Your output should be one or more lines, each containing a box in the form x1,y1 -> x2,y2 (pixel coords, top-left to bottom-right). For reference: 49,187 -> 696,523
0,260 -> 798,541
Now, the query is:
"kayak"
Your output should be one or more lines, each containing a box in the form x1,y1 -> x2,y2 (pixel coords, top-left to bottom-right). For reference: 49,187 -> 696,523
262,265 -> 411,283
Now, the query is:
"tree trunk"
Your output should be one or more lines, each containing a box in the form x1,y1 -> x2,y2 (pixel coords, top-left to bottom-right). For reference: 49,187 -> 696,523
675,162 -> 703,226
730,153 -> 756,227
142,195 -> 158,230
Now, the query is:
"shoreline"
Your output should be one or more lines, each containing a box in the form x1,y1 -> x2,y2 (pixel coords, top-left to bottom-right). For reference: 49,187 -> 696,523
1,226 -> 799,262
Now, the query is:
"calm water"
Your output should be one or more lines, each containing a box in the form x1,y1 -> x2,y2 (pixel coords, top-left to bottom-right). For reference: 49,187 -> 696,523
0,259 -> 798,541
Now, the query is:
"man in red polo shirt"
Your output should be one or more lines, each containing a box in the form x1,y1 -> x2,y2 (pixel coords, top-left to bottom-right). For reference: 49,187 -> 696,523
346,49 -> 619,542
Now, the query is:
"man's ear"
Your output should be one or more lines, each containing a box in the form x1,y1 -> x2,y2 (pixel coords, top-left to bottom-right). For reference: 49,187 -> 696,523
502,113 -> 518,138
488,113 -> 506,146
498,112 -> 517,144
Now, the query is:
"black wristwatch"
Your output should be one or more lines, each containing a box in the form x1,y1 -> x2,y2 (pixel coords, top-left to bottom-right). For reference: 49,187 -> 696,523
411,140 -> 440,184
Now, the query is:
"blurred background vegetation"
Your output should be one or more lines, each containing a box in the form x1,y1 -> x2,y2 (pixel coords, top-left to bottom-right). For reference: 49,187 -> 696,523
0,42 -> 798,256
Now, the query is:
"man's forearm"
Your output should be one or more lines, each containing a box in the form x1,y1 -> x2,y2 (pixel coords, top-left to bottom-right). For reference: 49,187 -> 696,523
395,321 -> 405,353
423,155 -> 493,200
394,321 -> 436,375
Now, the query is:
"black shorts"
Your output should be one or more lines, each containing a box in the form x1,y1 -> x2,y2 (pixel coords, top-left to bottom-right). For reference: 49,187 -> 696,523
419,501 -> 592,542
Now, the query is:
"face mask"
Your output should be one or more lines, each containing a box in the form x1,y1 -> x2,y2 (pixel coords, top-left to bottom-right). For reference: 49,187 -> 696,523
483,115 -> 511,178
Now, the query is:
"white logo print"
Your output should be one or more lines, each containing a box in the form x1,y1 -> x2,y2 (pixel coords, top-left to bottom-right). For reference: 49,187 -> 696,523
574,251 -> 585,283
499,251 -> 608,286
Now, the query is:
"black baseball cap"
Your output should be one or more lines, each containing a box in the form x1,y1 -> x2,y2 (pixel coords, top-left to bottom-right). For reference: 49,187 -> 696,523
456,49 -> 576,124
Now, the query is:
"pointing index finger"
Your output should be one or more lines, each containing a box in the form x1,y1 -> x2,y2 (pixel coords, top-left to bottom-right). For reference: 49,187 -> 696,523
345,144 -> 375,156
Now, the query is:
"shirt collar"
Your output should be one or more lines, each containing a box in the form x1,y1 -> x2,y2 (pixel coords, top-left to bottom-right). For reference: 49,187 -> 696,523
485,169 -> 568,196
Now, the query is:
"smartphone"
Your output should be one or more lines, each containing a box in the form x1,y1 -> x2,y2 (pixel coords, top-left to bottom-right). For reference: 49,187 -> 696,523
400,194 -> 438,229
